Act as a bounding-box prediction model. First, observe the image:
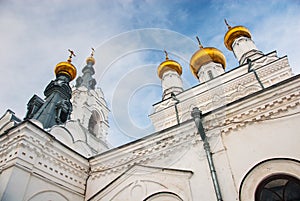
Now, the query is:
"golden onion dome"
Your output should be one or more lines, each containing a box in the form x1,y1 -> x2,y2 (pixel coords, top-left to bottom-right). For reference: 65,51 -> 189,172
190,47 -> 226,78
86,56 -> 95,65
157,50 -> 182,79
86,48 -> 96,65
224,25 -> 251,51
54,49 -> 77,81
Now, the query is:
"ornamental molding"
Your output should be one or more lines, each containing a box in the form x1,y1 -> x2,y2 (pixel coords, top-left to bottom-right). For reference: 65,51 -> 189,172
89,165 -> 193,201
151,56 -> 291,130
93,75 -> 300,178
0,123 -> 89,179
204,85 -> 300,135
90,123 -> 198,178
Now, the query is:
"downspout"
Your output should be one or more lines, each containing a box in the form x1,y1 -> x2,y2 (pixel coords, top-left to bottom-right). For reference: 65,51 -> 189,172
191,107 -> 223,201
247,58 -> 264,89
171,92 -> 180,125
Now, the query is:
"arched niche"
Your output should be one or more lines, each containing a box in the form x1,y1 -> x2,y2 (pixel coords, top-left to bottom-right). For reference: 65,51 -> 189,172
88,110 -> 101,137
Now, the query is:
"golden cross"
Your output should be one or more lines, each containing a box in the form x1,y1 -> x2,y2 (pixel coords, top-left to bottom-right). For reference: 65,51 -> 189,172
196,36 -> 203,49
164,49 -> 169,60
67,49 -> 76,62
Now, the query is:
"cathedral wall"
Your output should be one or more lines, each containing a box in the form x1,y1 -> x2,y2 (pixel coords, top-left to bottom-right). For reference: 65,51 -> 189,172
24,173 -> 84,201
0,164 -> 85,201
166,134 -> 238,201
0,166 -> 31,200
86,121 -> 240,201
222,106 -> 300,193
0,121 -> 89,201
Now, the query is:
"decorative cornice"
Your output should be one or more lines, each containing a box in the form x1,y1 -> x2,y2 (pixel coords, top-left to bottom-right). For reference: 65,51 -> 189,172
89,123 -> 198,178
0,122 -> 89,189
199,79 -> 300,135
151,56 -> 292,131
90,74 -> 300,178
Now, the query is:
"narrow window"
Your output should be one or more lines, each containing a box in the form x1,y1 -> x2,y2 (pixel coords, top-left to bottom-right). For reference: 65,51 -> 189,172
207,70 -> 214,80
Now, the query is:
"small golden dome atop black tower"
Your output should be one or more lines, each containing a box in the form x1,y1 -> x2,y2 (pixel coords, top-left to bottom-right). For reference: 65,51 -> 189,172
55,49 -> 77,81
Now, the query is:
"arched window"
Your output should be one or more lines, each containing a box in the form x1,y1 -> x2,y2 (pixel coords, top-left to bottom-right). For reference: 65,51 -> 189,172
255,174 -> 300,201
88,110 -> 101,136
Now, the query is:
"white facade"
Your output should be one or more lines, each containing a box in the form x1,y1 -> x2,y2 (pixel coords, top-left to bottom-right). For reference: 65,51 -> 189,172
232,36 -> 263,65
0,25 -> 299,201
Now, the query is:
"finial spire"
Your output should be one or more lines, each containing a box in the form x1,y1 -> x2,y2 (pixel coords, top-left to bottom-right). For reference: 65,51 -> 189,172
196,36 -> 204,49
67,49 -> 76,62
164,49 -> 169,60
224,19 -> 232,29
75,48 -> 97,90
91,47 -> 95,57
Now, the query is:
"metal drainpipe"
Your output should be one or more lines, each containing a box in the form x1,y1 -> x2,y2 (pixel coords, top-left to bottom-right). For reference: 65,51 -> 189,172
191,107 -> 223,201
171,92 -> 180,125
247,58 -> 264,89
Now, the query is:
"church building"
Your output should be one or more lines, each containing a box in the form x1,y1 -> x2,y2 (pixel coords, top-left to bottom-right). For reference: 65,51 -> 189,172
0,22 -> 299,201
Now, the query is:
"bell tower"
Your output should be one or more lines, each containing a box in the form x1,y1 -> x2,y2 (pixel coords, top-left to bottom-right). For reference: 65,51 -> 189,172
71,48 -> 109,143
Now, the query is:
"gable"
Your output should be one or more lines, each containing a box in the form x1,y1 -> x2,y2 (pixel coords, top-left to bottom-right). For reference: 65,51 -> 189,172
88,165 -> 193,201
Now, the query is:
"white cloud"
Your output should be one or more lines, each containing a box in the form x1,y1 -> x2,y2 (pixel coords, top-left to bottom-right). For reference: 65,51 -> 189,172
0,0 -> 299,146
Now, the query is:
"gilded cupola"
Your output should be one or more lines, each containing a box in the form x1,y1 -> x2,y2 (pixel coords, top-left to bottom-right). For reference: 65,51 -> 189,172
86,47 -> 96,65
224,19 -> 252,51
190,37 -> 226,79
157,50 -> 182,79
54,49 -> 77,81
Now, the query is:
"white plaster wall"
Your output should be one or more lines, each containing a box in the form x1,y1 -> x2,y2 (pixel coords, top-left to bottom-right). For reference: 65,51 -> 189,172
162,71 -> 183,92
0,122 -> 89,201
232,36 -> 258,63
24,174 -> 84,201
161,70 -> 183,100
90,166 -> 192,201
222,107 -> 300,193
0,166 -> 31,201
87,123 -> 239,201
240,159 -> 300,200
197,62 -> 225,83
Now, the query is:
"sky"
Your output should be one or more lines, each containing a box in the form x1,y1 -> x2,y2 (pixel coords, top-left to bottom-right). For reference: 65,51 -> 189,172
0,0 -> 300,147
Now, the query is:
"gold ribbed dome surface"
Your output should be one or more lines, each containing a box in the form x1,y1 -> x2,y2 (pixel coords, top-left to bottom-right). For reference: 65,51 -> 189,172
157,59 -> 182,79
224,26 -> 251,51
86,56 -> 95,65
190,47 -> 226,78
55,61 -> 77,81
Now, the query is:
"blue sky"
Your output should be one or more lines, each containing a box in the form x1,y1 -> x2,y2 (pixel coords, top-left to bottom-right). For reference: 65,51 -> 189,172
0,0 -> 300,146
